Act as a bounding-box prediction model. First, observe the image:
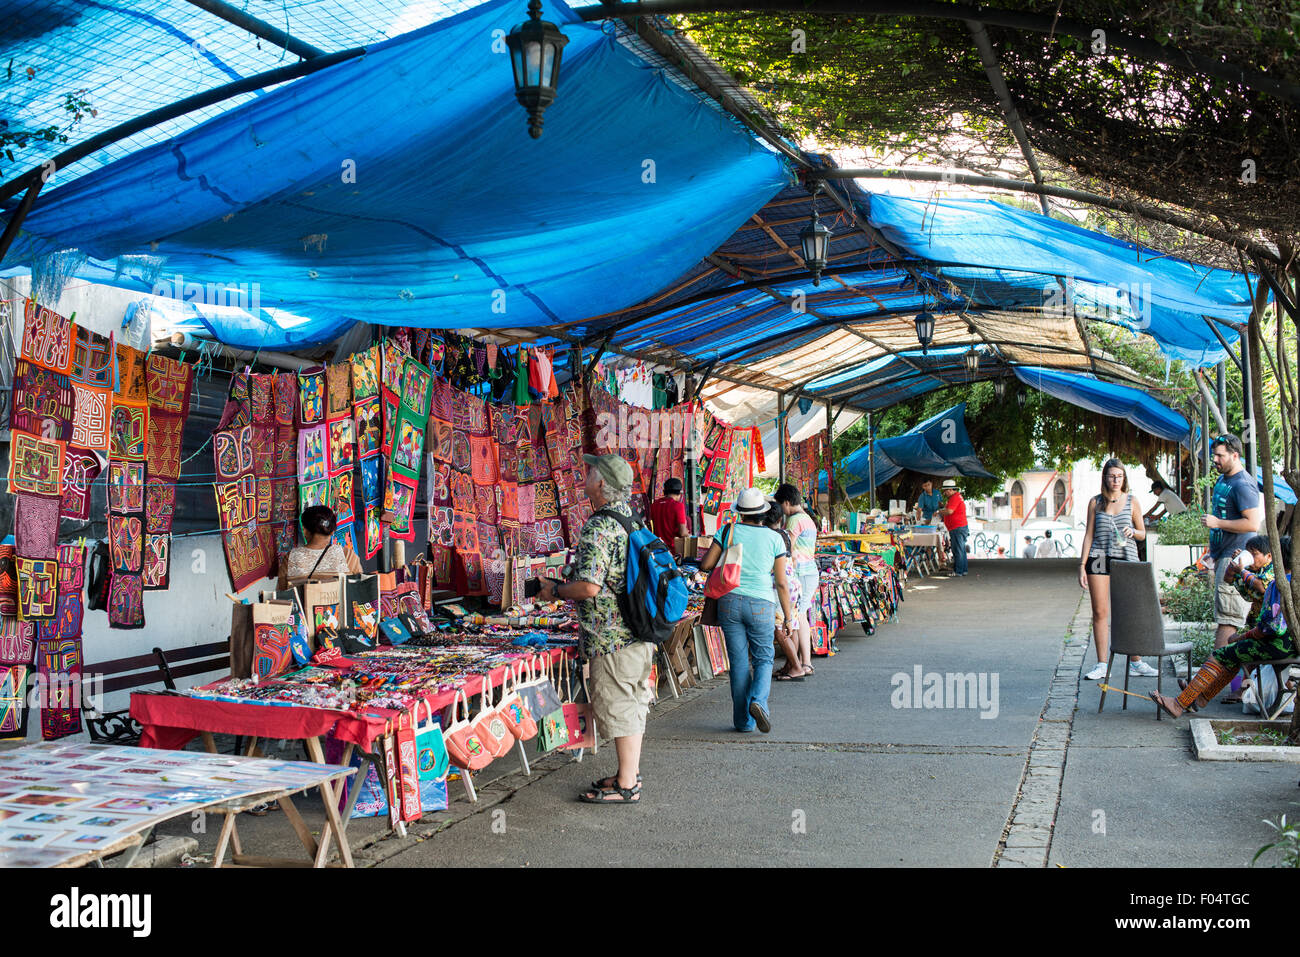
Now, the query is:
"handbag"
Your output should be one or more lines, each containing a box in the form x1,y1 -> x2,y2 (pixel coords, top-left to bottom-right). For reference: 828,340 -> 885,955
394,711 -> 423,823
443,689 -> 494,771
471,670 -> 516,759
560,663 -> 597,752
497,660 -> 538,741
251,600 -> 295,680
523,655 -> 568,753
704,523 -> 742,600
378,617 -> 413,645
415,699 -> 451,782
229,602 -> 255,678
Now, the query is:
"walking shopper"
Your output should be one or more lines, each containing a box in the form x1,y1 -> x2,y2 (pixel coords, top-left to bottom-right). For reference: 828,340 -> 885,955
1078,458 -> 1155,680
762,502 -> 806,681
538,454 -> 651,804
699,488 -> 794,733
936,480 -> 969,576
1021,535 -> 1036,559
1035,530 -> 1061,558
649,477 -> 689,556
775,482 -> 819,677
1202,434 -> 1264,650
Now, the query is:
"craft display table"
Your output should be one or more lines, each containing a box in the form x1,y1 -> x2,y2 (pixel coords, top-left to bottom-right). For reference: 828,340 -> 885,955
0,742 -> 354,868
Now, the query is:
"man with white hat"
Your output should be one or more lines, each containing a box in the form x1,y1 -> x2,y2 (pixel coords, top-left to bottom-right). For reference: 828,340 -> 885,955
538,453 -> 652,804
936,479 -> 970,576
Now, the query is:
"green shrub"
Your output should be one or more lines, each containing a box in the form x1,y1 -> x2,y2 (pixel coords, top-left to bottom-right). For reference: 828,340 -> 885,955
1153,508 -> 1209,546
1159,569 -> 1214,623
1253,814 -> 1300,868
1185,623 -> 1217,667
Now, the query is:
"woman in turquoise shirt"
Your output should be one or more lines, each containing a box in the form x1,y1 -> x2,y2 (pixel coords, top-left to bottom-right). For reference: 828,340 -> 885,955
700,488 -> 794,733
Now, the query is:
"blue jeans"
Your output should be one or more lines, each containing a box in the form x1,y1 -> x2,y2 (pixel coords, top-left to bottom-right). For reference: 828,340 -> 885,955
950,525 -> 969,575
717,592 -> 775,731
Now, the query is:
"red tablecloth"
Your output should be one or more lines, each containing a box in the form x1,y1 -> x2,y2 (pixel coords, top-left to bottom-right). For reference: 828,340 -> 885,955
132,647 -> 573,753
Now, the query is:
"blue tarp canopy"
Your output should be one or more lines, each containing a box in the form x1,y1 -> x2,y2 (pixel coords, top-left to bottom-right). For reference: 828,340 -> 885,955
839,401 -> 995,497
863,193 -> 1255,367
3,0 -> 791,346
1255,469 -> 1298,506
1014,366 -> 1191,443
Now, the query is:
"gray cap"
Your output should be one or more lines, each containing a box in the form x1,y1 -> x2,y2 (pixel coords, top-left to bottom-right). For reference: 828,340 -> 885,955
583,453 -> 634,493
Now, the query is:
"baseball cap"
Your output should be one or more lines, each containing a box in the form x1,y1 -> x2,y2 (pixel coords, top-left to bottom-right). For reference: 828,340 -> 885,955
583,454 -> 634,493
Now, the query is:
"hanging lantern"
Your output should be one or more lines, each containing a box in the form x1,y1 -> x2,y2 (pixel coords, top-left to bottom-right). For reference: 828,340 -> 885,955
800,209 -> 832,286
1016,388 -> 1027,409
506,0 -> 569,139
914,312 -> 935,354
964,347 -> 979,377
994,377 -> 1006,400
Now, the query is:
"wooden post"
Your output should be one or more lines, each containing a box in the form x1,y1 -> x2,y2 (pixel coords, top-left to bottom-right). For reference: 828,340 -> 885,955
867,412 -> 876,511
825,399 -> 836,530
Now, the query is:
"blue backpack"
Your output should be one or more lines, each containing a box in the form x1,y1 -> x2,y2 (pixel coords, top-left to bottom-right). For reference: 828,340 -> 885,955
596,509 -> 689,644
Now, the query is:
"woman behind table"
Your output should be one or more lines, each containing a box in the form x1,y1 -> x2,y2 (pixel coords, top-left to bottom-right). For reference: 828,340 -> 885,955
699,487 -> 794,733
776,483 -> 820,677
1077,459 -> 1154,680
287,505 -> 362,578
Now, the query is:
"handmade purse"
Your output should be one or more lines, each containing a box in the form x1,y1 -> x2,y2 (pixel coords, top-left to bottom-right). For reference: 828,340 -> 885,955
519,654 -> 567,752
414,698 -> 451,783
497,660 -> 538,741
471,671 -> 516,759
704,522 -> 742,600
443,689 -> 494,772
561,663 -> 597,752
378,617 -> 413,645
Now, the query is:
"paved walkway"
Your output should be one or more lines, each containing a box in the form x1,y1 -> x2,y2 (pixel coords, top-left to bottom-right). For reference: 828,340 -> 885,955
149,559 -> 1300,867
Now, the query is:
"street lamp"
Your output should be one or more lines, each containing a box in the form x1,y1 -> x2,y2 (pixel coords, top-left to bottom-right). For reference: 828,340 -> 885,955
506,0 -> 569,139
994,377 -> 1006,400
1016,388 -> 1027,409
914,312 -> 935,354
800,184 -> 831,285
964,347 -> 979,377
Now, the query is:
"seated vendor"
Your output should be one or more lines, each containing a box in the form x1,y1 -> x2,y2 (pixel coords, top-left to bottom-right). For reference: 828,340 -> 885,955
1224,534 -> 1274,626
1152,535 -> 1293,719
914,479 -> 942,525
287,505 -> 362,578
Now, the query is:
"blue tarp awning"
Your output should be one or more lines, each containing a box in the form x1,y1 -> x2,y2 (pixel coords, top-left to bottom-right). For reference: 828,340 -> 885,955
839,401 -> 995,496
4,0 -> 791,347
1014,366 -> 1191,443
1256,469 -> 1298,506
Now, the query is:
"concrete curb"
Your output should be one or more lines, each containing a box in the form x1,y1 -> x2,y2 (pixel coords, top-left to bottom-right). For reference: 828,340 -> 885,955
1191,719 -> 1300,762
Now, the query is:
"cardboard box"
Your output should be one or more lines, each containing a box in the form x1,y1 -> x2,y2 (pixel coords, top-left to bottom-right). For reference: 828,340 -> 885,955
676,536 -> 712,561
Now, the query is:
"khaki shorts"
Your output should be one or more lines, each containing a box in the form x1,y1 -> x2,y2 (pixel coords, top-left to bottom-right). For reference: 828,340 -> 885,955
588,642 -> 655,739
1214,559 -> 1250,629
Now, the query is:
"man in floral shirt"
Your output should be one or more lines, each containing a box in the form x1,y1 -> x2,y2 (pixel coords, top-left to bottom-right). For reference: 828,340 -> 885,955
537,453 -> 653,804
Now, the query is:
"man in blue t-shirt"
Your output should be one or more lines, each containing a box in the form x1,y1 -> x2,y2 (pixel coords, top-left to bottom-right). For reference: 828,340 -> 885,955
914,479 -> 942,525
1202,434 -> 1263,649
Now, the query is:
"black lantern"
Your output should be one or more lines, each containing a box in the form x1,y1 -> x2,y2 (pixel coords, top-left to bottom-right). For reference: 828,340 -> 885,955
914,312 -> 935,354
1016,388 -> 1027,409
994,377 -> 1006,400
506,0 -> 569,139
800,185 -> 831,285
964,347 -> 979,377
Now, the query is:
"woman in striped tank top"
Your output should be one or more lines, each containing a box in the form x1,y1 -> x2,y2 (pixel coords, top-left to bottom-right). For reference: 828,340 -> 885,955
1078,458 -> 1153,681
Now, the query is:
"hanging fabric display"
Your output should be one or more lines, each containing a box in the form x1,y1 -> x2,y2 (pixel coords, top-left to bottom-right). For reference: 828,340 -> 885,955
214,421 -> 275,594
0,620 -> 35,740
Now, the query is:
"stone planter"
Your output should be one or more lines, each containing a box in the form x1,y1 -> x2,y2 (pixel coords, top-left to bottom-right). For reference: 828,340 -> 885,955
1147,533 -> 1207,581
1191,719 -> 1300,762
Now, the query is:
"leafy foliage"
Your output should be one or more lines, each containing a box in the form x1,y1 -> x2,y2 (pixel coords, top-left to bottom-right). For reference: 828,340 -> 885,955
1253,815 -> 1300,868
1159,568 -> 1214,622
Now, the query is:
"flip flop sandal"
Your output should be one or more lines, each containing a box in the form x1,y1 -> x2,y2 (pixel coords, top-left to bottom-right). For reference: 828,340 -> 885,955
591,774 -> 641,791
773,673 -> 805,682
580,782 -> 641,804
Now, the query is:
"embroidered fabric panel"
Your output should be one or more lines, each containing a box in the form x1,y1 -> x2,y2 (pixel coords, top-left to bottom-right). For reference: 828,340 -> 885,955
298,367 -> 325,426
0,617 -> 36,740
107,460 -> 146,513
108,401 -> 148,462
359,455 -> 381,506
114,344 -> 148,404
214,423 -> 275,592
273,372 -> 297,426
363,504 -> 383,559
0,547 -> 18,617
10,359 -> 73,440
384,476 -> 418,542
354,396 -> 380,458
326,415 -> 355,475
15,495 -> 59,560
16,557 -> 58,621
70,325 -> 114,388
9,430 -> 64,497
21,301 -> 75,375
70,383 -> 110,450
380,388 -> 400,457
401,358 -> 433,420
37,635 -> 81,739
106,571 -> 146,629
249,373 -> 274,424
381,338 -> 408,395
141,533 -> 171,591
330,470 -> 355,523
108,514 -> 143,573
391,412 -> 425,482
326,362 -> 352,419
351,344 -> 380,400
145,353 -> 194,414
145,480 -> 176,533
297,425 -> 327,483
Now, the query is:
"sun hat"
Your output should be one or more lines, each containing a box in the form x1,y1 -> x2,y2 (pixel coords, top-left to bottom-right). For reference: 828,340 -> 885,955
582,453 -> 634,493
941,479 -> 958,489
735,487 -> 768,515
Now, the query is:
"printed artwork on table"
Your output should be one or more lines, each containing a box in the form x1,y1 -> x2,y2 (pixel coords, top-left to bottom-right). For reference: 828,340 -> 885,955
141,534 -> 170,590
359,454 -> 381,505
113,344 -> 147,404
108,515 -> 143,573
351,345 -> 380,400
8,430 -> 64,498
298,479 -> 328,514
69,325 -> 113,388
10,359 -> 73,441
381,339 -> 408,394
327,416 -> 355,474
15,494 -> 59,560
401,358 -> 433,420
391,414 -> 425,481
252,623 -> 293,680
108,460 -> 146,513
108,402 -> 147,462
145,353 -> 194,414
21,300 -> 75,375
380,388 -> 400,457
354,396 -> 380,458
273,372 -> 297,426
145,479 -> 176,533
326,363 -> 352,418
37,635 -> 82,739
106,573 -> 145,629
298,367 -> 325,426
16,557 -> 58,621
330,470 -> 354,522
297,425 -> 326,483
70,383 -> 110,450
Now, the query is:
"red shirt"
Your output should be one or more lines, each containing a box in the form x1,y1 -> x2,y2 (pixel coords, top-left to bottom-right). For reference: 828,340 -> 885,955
942,492 -> 967,531
649,496 -> 687,550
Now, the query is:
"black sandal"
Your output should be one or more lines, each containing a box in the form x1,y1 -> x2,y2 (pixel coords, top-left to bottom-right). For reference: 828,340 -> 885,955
579,782 -> 641,804
591,773 -> 641,790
